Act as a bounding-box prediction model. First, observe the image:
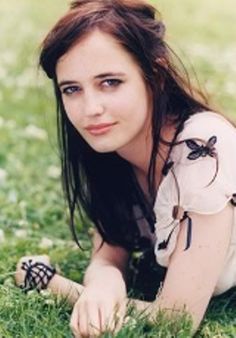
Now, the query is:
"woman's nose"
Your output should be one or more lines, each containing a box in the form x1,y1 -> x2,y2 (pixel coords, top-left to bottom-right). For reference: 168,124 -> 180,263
83,92 -> 105,117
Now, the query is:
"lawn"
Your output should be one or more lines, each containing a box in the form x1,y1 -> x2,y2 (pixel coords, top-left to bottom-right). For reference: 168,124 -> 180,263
0,0 -> 236,337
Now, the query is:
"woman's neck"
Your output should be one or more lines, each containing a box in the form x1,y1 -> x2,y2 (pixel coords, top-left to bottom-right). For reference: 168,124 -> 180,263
117,123 -> 177,193
118,124 -> 176,170
116,128 -> 153,175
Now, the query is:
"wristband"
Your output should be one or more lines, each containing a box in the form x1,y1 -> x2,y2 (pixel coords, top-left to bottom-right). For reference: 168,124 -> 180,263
20,259 -> 56,292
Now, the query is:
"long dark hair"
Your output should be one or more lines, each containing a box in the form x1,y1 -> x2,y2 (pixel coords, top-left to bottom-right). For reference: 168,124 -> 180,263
39,0 -> 212,251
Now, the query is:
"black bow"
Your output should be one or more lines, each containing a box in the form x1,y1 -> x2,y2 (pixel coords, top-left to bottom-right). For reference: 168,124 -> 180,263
157,212 -> 192,252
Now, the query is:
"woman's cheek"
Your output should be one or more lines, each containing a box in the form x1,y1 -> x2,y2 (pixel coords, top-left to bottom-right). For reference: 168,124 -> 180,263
63,101 -> 77,123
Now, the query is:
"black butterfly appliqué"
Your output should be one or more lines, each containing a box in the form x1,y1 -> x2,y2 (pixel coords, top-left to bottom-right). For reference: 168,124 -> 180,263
186,136 -> 217,160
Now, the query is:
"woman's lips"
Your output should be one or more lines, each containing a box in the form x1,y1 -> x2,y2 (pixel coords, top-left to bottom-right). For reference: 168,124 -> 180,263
85,123 -> 117,135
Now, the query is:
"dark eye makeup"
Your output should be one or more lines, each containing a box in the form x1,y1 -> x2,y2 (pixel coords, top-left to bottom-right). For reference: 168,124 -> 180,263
62,86 -> 80,95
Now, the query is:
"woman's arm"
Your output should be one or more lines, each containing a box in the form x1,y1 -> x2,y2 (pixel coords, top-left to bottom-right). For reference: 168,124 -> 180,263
16,204 -> 233,335
83,229 -> 129,287
65,202 -> 233,335
131,203 -> 233,332
16,232 -> 129,337
15,230 -> 129,302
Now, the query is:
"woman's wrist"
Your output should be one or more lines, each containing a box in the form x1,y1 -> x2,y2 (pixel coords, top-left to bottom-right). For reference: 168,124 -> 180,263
15,255 -> 84,306
47,274 -> 84,305
84,262 -> 126,289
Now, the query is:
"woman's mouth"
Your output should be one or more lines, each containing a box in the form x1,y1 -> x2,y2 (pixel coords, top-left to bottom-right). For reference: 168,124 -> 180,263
85,123 -> 117,135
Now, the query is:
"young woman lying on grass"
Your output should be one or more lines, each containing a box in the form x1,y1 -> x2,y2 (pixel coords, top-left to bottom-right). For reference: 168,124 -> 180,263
15,0 -> 236,336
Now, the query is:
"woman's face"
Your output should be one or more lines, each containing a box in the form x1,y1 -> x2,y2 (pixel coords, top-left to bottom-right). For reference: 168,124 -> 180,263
56,29 -> 152,156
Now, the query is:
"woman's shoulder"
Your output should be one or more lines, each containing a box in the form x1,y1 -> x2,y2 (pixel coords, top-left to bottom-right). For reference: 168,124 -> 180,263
156,110 -> 236,228
154,111 -> 236,267
170,111 -> 236,166
178,111 -> 236,141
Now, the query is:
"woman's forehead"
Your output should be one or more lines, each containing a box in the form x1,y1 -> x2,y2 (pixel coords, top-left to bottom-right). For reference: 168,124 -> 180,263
56,30 -> 141,81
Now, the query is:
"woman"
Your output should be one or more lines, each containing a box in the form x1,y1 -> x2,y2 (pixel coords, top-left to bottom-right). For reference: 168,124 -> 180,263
15,0 -> 236,336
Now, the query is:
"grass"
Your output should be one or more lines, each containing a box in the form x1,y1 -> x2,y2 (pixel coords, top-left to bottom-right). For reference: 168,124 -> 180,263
0,0 -> 236,337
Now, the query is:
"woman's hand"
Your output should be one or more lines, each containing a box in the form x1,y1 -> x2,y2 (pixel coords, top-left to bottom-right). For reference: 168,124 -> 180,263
70,230 -> 130,337
70,276 -> 127,337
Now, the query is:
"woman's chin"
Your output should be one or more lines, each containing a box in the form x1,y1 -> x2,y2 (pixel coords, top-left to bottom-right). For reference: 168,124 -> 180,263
89,144 -> 118,154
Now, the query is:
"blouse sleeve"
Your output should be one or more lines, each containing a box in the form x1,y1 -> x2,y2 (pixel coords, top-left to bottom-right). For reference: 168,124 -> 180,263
154,113 -> 236,267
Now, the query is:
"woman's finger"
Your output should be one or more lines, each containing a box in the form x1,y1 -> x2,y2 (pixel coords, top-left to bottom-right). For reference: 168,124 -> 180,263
70,303 -> 82,337
98,302 -> 125,334
70,301 -> 102,337
98,304 -> 115,333
85,303 -> 102,336
114,311 -> 126,333
112,300 -> 127,334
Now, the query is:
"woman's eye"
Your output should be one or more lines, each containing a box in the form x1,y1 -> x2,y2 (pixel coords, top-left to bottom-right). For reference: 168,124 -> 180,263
62,86 -> 80,95
102,79 -> 122,88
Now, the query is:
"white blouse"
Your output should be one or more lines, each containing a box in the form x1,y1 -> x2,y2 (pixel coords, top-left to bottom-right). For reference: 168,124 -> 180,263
154,111 -> 236,295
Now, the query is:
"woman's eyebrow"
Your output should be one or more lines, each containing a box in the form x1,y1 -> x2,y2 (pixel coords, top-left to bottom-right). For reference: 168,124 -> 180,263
58,72 -> 126,87
94,72 -> 126,79
58,80 -> 78,88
